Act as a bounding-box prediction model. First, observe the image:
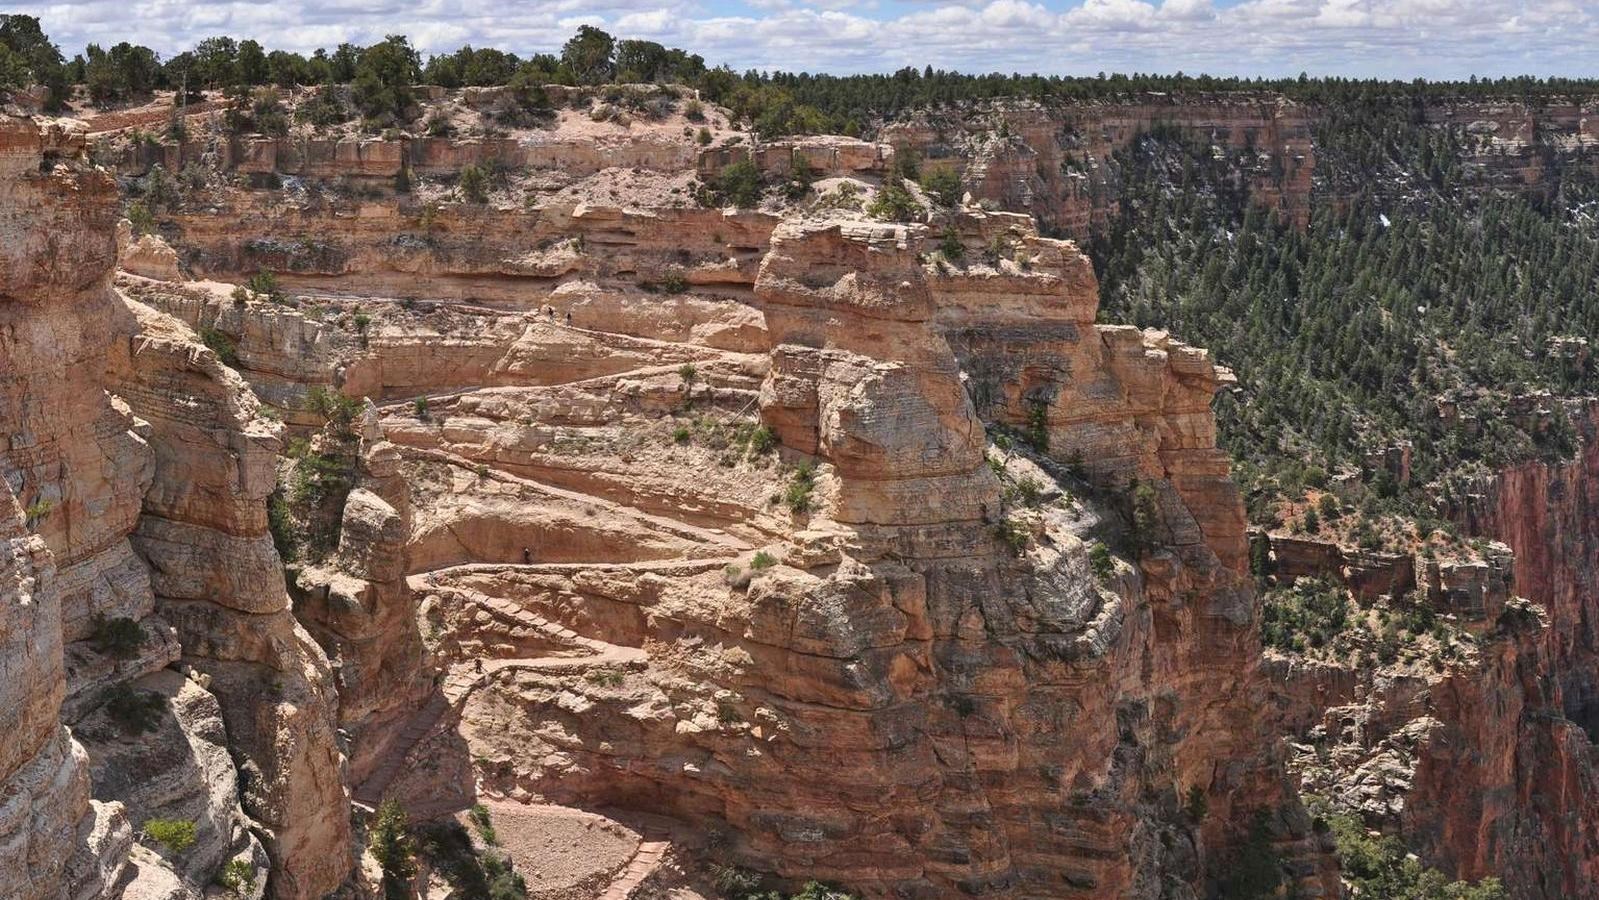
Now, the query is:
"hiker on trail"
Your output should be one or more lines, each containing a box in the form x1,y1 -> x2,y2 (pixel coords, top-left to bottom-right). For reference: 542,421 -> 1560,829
475,658 -> 483,674
522,547 -> 532,564
566,311 -> 572,326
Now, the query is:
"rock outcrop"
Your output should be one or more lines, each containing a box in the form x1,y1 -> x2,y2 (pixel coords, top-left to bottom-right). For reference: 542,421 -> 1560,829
1,113 -> 141,900
3,113 -> 351,900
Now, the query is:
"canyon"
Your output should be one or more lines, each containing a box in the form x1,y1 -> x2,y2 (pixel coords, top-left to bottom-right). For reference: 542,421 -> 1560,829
2,81 -> 1598,900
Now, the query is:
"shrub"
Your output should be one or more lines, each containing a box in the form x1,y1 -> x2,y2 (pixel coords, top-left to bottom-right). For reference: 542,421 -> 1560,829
712,864 -> 763,897
748,425 -> 777,455
246,270 -> 283,303
672,425 -> 691,444
459,164 -> 489,203
126,200 -> 155,235
717,159 -> 762,208
1185,784 -> 1208,822
1317,492 -> 1342,521
369,798 -> 416,899
304,386 -> 362,433
784,462 -> 816,514
662,271 -> 689,294
416,819 -> 527,900
199,326 -> 240,367
23,498 -> 52,528
468,804 -> 499,846
1088,541 -> 1115,581
1024,399 -> 1050,451
413,397 -> 430,419
216,859 -> 256,896
143,818 -> 197,855
1130,480 -> 1161,551
919,166 -> 962,207
750,550 -> 777,569
1260,577 -> 1351,655
992,516 -> 1029,556
267,490 -> 298,562
104,681 -> 165,735
940,226 -> 964,261
1011,475 -> 1043,508
866,180 -> 924,222
696,126 -> 712,145
91,613 -> 145,659
1324,810 -> 1507,899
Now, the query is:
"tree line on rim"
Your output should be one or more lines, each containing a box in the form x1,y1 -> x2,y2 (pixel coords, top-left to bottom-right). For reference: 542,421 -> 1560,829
6,14 -> 1599,138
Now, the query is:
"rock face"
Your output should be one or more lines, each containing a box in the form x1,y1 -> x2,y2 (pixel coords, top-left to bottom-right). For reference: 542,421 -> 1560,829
1,113 -> 140,900
881,98 -> 1314,238
129,140 -> 1334,891
2,113 -> 351,900
107,301 -> 351,899
28,85 -> 1599,899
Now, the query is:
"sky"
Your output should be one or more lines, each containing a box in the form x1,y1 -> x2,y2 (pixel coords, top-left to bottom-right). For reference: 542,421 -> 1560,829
11,0 -> 1599,81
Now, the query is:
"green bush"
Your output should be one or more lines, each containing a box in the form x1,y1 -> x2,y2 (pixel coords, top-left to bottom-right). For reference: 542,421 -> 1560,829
246,270 -> 283,303
468,804 -> 499,846
866,181 -> 924,223
1130,480 -> 1161,551
199,326 -> 240,368
1260,577 -> 1351,654
267,490 -> 299,562
459,164 -> 489,203
784,463 -> 816,514
750,550 -> 777,569
1324,810 -> 1507,899
143,818 -> 197,855
91,613 -> 145,659
717,159 -> 762,208
940,226 -> 964,261
216,859 -> 256,896
416,819 -> 527,900
369,798 -> 416,899
126,200 -> 155,235
1088,541 -> 1115,581
919,167 -> 962,207
748,425 -> 778,455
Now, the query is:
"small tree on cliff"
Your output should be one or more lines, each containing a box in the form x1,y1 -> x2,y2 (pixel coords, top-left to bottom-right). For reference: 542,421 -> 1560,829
458,164 -> 489,204
369,798 -> 416,899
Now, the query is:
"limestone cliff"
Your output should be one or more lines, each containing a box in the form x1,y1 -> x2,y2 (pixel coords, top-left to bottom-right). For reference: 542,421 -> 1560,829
2,113 -> 350,900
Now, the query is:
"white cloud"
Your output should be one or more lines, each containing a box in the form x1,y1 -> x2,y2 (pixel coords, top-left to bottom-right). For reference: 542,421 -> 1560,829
15,0 -> 1599,78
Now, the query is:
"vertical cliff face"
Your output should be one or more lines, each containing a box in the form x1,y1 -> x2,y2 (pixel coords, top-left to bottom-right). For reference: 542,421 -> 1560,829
1418,402 -> 1599,896
0,114 -> 140,900
880,98 -> 1315,239
107,302 -> 352,898
2,113 -> 352,900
